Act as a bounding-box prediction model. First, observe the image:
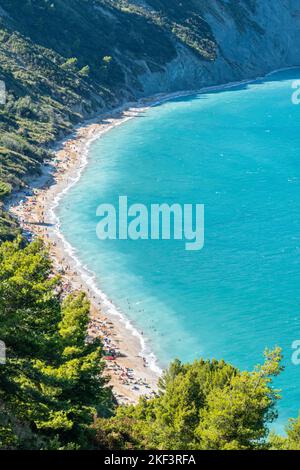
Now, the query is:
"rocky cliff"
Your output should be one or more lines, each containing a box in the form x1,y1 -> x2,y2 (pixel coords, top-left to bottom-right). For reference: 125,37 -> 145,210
136,0 -> 300,95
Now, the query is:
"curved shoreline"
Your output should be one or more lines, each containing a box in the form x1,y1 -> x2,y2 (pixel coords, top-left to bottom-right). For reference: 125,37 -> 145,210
8,66 -> 299,403
48,105 -> 166,378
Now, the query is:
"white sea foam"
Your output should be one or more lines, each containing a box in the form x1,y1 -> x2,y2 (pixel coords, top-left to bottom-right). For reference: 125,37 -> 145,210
48,117 -> 164,376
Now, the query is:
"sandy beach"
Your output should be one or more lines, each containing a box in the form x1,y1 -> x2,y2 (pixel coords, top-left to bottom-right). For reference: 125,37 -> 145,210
7,100 -> 170,405
6,69 -> 288,405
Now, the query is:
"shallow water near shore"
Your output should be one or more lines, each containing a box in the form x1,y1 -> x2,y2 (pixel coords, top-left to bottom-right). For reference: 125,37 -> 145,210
58,69 -> 300,431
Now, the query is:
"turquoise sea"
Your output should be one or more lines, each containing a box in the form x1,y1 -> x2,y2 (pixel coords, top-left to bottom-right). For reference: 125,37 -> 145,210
58,69 -> 300,430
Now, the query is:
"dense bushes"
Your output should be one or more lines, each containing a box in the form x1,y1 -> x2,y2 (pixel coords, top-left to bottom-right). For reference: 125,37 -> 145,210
1,240 -> 300,449
93,351 -> 285,450
0,239 -> 114,449
0,0 -> 220,240
2,1 -> 300,451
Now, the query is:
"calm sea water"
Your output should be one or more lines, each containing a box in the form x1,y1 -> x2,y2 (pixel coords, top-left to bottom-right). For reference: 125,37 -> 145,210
58,69 -> 300,430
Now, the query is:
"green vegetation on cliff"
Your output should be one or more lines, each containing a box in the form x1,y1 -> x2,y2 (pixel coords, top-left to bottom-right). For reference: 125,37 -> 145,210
1,239 -> 300,450
1,0 -> 300,452
0,0 -> 219,239
0,239 -> 114,449
93,349 -> 284,450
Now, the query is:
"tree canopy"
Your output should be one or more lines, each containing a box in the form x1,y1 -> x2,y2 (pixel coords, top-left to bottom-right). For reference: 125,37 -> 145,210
0,239 -> 114,449
93,348 -> 284,450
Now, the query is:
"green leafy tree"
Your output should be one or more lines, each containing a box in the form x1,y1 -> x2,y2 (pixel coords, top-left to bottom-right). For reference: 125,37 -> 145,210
0,182 -> 12,200
79,65 -> 90,78
0,239 -> 114,449
61,57 -> 78,72
93,349 -> 283,450
196,348 -> 283,450
270,415 -> 300,450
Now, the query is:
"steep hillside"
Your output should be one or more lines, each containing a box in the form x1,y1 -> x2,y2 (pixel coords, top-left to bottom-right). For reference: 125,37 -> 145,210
0,0 -> 300,239
0,0 -> 216,195
1,0 -> 300,451
137,0 -> 300,94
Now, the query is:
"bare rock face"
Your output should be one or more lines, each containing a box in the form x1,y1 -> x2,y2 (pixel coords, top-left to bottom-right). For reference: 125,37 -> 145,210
137,0 -> 300,96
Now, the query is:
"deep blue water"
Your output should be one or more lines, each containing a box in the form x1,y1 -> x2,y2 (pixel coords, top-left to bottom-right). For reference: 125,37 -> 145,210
58,69 -> 300,430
